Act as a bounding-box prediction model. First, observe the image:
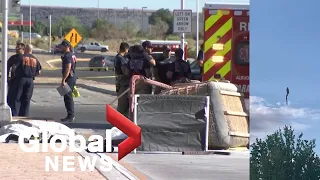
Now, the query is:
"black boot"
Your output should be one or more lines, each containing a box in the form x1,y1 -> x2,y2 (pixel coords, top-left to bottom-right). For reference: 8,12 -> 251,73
61,116 -> 75,122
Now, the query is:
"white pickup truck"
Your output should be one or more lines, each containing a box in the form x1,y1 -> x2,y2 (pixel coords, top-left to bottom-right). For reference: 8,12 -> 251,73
77,42 -> 109,52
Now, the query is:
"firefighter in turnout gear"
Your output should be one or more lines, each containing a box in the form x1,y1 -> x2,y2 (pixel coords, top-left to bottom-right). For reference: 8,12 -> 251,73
127,45 -> 152,94
114,42 -> 130,117
10,44 -> 42,116
166,48 -> 192,85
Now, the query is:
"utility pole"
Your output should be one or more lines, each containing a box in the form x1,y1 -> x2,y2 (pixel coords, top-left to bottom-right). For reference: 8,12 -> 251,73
141,7 -> 147,32
20,13 -> 23,43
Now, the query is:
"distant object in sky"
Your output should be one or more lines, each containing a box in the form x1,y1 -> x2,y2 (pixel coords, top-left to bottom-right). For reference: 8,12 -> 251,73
286,87 -> 290,105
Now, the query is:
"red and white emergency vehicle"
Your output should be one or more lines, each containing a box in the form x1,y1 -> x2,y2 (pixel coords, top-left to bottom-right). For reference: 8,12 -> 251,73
140,40 -> 188,60
202,3 -> 249,107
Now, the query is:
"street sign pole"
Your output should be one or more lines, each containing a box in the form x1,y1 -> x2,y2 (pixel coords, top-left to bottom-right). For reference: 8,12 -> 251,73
180,0 -> 185,55
48,14 -> 51,52
1,0 -> 12,122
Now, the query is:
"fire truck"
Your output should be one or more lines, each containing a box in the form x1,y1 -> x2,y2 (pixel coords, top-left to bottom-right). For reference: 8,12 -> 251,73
140,40 -> 188,60
202,3 -> 249,100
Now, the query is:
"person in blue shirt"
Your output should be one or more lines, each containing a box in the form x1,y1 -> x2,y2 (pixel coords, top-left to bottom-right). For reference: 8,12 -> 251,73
60,40 -> 77,122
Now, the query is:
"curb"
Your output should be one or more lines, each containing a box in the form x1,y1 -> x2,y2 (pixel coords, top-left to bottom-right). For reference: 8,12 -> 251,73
107,153 -> 149,180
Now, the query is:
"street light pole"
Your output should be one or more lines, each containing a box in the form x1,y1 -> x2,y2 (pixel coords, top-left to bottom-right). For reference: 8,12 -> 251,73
97,0 -> 100,19
141,7 -> 147,32
48,15 -> 51,53
180,0 -> 185,57
20,13 -> 23,43
29,0 -> 31,44
196,0 -> 199,55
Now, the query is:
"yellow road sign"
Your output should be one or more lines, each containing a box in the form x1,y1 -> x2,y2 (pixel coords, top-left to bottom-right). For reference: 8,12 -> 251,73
64,28 -> 82,48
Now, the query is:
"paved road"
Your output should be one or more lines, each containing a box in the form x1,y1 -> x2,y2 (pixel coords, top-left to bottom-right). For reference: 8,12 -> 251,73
29,85 -> 115,130
41,69 -> 115,84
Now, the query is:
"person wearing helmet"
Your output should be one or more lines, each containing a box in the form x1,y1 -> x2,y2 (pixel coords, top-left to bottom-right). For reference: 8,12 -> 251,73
166,48 -> 191,85
127,44 -> 152,94
114,42 -> 130,117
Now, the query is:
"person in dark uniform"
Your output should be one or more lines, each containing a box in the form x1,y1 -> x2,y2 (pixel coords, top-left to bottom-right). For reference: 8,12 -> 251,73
114,42 -> 130,117
7,43 -> 26,115
166,48 -> 191,85
127,45 -> 152,94
10,44 -> 41,116
197,43 -> 204,80
60,40 -> 77,122
141,40 -> 156,66
154,45 -> 175,94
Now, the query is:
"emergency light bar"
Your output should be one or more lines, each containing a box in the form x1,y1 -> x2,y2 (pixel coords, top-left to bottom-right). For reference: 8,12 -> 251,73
211,56 -> 224,62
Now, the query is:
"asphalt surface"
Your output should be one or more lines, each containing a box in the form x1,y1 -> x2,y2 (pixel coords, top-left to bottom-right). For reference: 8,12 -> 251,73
42,59 -> 116,84
29,84 -> 115,130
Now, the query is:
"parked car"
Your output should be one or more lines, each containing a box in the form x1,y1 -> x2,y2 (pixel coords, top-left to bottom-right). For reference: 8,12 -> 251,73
104,55 -> 115,70
89,55 -> 109,71
78,42 -> 109,52
52,44 -> 65,54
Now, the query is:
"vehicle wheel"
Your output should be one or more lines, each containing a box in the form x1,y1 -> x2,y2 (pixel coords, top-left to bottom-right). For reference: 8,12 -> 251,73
90,69 -> 93,71
105,68 -> 107,71
80,47 -> 86,52
98,69 -> 101,71
101,48 -> 107,52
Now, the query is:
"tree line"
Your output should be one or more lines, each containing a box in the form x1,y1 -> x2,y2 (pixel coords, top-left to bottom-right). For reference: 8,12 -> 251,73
251,126 -> 320,179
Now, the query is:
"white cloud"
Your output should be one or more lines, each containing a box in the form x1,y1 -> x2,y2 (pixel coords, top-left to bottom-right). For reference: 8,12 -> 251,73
250,96 -> 320,142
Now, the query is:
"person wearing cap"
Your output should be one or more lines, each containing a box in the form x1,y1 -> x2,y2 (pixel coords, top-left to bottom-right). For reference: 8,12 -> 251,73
141,40 -> 156,66
10,43 -> 42,116
60,40 -> 77,122
114,42 -> 130,117
166,48 -> 192,85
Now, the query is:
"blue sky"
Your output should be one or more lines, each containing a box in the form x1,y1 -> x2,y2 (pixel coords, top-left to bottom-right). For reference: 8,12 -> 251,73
21,0 -> 248,11
250,0 -> 320,153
